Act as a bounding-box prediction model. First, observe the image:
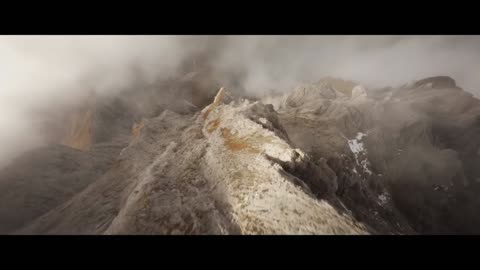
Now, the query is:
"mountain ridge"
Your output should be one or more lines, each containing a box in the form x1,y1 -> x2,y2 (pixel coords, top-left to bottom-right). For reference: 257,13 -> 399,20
2,75 -> 479,234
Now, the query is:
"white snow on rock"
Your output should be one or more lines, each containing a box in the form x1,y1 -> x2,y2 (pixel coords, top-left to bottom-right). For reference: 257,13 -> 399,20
259,117 -> 268,125
348,132 -> 367,154
361,160 -> 373,175
347,132 -> 372,176
378,192 -> 389,206
351,85 -> 368,100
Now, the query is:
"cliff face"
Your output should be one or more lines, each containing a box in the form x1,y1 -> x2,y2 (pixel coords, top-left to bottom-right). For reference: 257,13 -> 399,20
1,75 -> 480,235
60,105 -> 94,151
14,89 -> 367,235
271,76 -> 480,234
0,70 -> 221,235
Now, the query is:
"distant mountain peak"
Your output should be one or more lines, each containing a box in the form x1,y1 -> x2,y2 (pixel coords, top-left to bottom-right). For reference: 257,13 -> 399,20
411,76 -> 458,89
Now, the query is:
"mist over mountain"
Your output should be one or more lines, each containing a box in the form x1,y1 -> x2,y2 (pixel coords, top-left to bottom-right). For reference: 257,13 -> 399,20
1,36 -> 480,234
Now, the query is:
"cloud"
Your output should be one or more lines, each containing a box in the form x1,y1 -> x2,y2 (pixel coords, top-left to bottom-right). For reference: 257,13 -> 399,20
1,35 -> 480,167
0,35 -> 200,166
209,35 -> 480,95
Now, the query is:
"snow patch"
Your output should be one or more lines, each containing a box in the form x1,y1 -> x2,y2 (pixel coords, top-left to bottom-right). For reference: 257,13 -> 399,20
378,193 -> 389,206
360,159 -> 373,175
348,133 -> 366,154
347,132 -> 372,176
352,85 -> 367,99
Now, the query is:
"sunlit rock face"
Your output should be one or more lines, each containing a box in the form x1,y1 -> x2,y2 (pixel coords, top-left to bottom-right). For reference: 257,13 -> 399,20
2,75 -> 480,235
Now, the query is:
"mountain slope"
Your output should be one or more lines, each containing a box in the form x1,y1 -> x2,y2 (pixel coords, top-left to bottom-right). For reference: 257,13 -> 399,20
17,90 -> 367,234
2,75 -> 480,234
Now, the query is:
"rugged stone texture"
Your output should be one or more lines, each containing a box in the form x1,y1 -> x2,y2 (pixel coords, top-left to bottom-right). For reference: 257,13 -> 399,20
3,75 -> 480,235
0,140 -> 128,234
16,90 -> 367,234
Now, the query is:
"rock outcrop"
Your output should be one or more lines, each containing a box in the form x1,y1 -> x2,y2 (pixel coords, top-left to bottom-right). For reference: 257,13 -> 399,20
15,89 -> 367,234
2,75 -> 480,235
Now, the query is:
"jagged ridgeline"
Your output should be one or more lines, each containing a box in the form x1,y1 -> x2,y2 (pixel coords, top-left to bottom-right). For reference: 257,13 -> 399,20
1,75 -> 479,234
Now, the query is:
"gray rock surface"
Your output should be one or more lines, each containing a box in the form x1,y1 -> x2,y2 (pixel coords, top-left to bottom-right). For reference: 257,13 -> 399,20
2,75 -> 480,234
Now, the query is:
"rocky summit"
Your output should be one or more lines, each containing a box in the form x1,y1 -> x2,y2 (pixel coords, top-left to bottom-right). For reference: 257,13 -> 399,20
1,74 -> 480,235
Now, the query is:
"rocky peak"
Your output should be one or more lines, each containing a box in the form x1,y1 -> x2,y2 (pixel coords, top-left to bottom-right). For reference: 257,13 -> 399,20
411,76 -> 458,89
2,74 -> 480,235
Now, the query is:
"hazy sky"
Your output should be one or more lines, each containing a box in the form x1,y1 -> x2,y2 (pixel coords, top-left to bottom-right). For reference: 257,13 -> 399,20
0,35 -> 479,167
